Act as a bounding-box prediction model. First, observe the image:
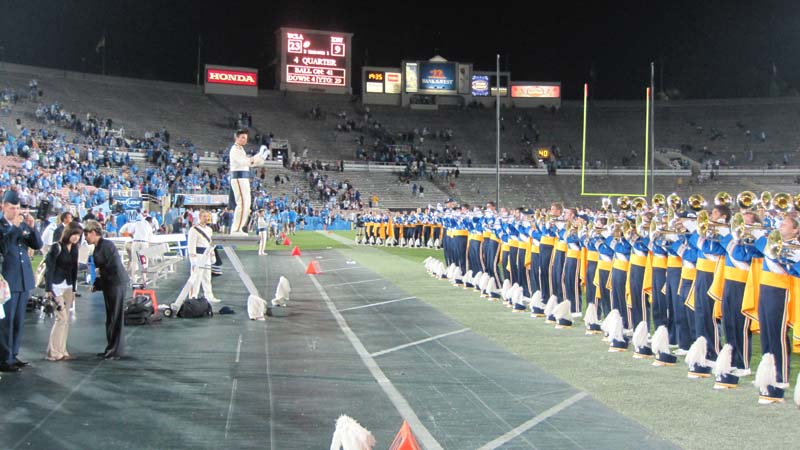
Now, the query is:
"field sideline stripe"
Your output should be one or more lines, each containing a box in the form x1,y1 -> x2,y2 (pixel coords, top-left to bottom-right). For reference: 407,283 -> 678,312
476,392 -> 588,450
370,328 -> 470,358
297,257 -> 443,450
339,296 -> 416,312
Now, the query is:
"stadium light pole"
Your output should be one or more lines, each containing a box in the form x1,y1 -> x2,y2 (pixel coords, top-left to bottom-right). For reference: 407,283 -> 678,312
496,54 -> 500,207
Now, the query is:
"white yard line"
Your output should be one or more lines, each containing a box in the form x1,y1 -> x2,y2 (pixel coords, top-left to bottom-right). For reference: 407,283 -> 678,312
297,256 -> 443,450
370,328 -> 470,358
339,296 -> 416,312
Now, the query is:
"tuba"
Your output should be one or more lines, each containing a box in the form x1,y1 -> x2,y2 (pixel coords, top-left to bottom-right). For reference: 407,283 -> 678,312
667,193 -> 683,212
771,192 -> 792,214
632,197 -> 648,212
714,192 -> 732,207
617,196 -> 631,211
687,194 -> 706,212
651,193 -> 666,210
737,191 -> 756,210
760,191 -> 772,209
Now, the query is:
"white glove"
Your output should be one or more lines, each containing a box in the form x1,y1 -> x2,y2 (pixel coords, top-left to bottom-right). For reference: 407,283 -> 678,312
684,220 -> 697,233
789,249 -> 800,264
601,229 -> 611,239
750,229 -> 767,240
717,226 -> 730,237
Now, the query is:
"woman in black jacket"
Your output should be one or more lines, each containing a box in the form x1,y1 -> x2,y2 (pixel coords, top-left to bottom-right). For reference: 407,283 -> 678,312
45,222 -> 82,361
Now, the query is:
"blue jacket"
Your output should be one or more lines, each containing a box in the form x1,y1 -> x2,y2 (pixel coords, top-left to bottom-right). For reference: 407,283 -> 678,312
0,217 -> 43,292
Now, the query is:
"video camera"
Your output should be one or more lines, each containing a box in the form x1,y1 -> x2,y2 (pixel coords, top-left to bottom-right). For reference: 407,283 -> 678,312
28,294 -> 62,318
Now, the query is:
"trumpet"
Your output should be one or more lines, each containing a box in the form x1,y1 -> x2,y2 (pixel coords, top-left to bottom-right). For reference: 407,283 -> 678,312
687,194 -> 706,212
764,229 -> 800,261
737,191 -> 757,210
612,219 -> 632,240
730,212 -> 770,244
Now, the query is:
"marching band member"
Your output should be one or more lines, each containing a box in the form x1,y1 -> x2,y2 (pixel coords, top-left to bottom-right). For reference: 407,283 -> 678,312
627,213 -> 652,330
608,216 -> 632,330
562,208 -> 584,318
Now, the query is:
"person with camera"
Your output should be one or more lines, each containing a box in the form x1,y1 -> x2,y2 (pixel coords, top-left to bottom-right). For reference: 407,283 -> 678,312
83,220 -> 128,360
0,189 -> 43,373
44,223 -> 82,361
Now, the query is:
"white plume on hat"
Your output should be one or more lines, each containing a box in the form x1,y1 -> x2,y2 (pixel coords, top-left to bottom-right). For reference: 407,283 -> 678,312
329,415 -> 376,450
651,325 -> 670,355
554,300 -> 571,323
271,276 -> 291,307
755,353 -> 777,395
500,279 -> 512,300
714,344 -> 734,378
483,277 -> 497,296
632,321 -> 649,350
530,290 -> 545,309
686,337 -> 709,369
583,303 -> 599,326
544,295 -> 558,317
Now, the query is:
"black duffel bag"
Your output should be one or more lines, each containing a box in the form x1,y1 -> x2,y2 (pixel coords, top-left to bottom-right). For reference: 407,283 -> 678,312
177,296 -> 213,318
125,295 -> 157,326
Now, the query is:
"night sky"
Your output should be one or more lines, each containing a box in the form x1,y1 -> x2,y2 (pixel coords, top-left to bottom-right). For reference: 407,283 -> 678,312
1,0 -> 798,99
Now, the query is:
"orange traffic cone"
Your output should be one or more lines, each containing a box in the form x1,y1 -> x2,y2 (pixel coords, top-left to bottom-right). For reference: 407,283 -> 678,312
305,260 -> 321,274
291,246 -> 302,256
389,421 -> 422,450
283,237 -> 291,246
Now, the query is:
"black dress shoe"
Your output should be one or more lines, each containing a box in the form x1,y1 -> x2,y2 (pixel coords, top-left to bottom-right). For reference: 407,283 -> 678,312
96,352 -> 108,358
0,363 -> 21,373
104,355 -> 123,361
13,359 -> 29,368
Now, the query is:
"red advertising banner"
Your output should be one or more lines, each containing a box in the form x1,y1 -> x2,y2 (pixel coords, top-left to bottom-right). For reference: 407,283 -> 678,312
511,85 -> 560,98
206,69 -> 258,86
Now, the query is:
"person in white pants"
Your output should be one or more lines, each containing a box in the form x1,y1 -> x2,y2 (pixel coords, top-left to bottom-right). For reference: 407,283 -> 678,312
187,210 -> 220,303
256,209 -> 268,255
229,129 -> 268,235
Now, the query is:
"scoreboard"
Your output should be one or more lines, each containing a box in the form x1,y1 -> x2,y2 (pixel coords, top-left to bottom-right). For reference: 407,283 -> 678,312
277,27 -> 353,94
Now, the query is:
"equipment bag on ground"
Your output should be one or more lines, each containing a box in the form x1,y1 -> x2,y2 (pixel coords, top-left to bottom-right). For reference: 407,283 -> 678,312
124,294 -> 159,325
178,296 -> 213,318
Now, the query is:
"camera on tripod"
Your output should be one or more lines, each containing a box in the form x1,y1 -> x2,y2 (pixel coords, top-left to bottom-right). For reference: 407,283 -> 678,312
29,294 -> 62,318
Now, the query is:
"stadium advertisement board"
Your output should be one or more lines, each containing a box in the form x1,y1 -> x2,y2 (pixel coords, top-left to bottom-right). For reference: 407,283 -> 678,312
204,64 -> 259,97
278,28 -> 352,93
511,84 -> 561,98
418,62 -> 456,94
471,75 -> 490,96
385,72 -> 401,94
366,71 -> 384,93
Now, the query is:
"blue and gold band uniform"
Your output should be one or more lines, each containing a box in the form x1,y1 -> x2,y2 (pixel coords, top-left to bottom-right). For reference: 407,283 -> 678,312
608,234 -> 632,330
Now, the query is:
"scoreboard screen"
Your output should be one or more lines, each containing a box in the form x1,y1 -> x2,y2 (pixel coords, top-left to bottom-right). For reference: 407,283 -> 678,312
284,31 -> 348,87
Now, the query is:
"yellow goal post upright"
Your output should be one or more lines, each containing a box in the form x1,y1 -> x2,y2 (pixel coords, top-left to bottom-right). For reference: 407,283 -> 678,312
580,83 -> 650,198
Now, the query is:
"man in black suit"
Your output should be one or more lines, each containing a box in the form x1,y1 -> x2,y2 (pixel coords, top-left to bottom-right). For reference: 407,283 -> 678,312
52,211 -> 74,243
0,189 -> 43,372
83,220 -> 129,359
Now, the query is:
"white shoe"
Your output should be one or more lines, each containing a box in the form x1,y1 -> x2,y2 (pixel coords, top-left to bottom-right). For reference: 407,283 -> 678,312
207,297 -> 222,304
673,348 -> 689,356
731,368 -> 751,377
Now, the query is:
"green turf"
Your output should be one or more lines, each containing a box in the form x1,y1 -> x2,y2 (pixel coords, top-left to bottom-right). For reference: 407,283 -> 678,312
312,230 -> 800,450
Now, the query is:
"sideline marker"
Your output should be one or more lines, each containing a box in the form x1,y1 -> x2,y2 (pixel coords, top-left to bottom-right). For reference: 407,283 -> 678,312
305,260 -> 321,275
291,246 -> 302,256
388,421 -> 422,450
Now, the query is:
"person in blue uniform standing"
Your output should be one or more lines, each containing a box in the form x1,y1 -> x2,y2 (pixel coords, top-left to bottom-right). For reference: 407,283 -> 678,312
0,189 -> 43,372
